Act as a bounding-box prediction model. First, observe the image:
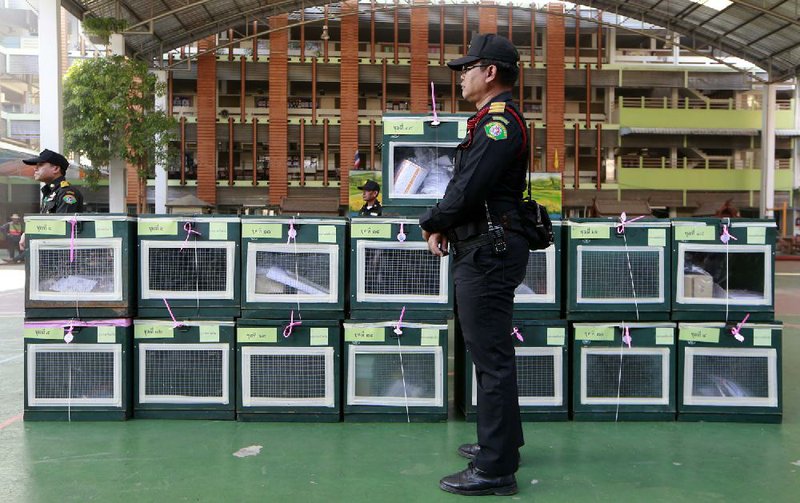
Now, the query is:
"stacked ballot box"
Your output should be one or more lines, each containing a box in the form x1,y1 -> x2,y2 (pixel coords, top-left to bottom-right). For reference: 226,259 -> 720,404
240,216 -> 347,320
380,114 -> 467,217
455,319 -> 569,422
23,319 -> 133,421
137,215 -> 241,319
342,321 -> 448,422
571,322 -> 677,421
514,219 -> 564,318
236,319 -> 341,422
133,319 -> 236,419
24,215 -> 137,319
566,218 -> 672,321
671,218 -> 776,322
677,322 -> 782,423
349,217 -> 452,321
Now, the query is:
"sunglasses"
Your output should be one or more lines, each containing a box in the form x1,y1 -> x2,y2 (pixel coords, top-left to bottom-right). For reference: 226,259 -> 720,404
461,63 -> 491,76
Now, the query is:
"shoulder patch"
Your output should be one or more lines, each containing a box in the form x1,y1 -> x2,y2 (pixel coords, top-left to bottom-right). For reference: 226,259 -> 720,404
488,102 -> 506,114
62,194 -> 77,205
60,181 -> 71,188
484,122 -> 508,141
491,115 -> 510,125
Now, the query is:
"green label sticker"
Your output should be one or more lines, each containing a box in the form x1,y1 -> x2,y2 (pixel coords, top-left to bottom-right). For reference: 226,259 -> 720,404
575,326 -> 615,341
237,327 -> 278,343
135,324 -> 174,339
28,220 -> 65,236
648,229 -> 667,247
547,327 -> 566,346
310,328 -> 329,346
421,329 -> 440,346
23,327 -> 64,340
747,227 -> 766,245
752,329 -> 772,347
209,222 -> 228,240
242,223 -> 283,239
318,225 -> 337,243
386,120 -> 423,135
138,219 -> 178,236
351,223 -> 391,239
199,325 -> 220,342
94,220 -> 114,238
344,327 -> 386,342
570,225 -> 610,240
655,327 -> 674,345
675,225 -> 715,241
679,326 -> 720,343
97,326 -> 117,343
458,121 -> 467,138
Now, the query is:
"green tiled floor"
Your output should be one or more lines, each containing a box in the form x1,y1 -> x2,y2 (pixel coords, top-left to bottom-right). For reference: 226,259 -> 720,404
1,264 -> 799,502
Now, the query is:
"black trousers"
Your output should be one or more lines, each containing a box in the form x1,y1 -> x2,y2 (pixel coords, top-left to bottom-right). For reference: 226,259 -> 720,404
452,232 -> 529,476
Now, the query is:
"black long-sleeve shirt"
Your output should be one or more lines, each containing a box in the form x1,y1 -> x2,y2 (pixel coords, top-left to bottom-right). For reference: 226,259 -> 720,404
419,91 -> 527,237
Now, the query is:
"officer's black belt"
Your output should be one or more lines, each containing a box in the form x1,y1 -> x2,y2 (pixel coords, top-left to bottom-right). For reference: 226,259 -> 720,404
450,233 -> 492,256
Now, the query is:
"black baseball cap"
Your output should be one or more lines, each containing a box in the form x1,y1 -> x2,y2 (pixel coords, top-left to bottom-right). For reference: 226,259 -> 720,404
23,149 -> 70,172
358,180 -> 380,192
447,33 -> 519,70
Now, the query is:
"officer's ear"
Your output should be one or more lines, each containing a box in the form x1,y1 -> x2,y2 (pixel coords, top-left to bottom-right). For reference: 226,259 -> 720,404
484,64 -> 498,83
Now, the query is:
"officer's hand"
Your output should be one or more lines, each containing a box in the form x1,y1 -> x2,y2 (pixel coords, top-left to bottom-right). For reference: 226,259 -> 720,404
422,229 -> 431,241
18,233 -> 26,251
427,232 -> 449,257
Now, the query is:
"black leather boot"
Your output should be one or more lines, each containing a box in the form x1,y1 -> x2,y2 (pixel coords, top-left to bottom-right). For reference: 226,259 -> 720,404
439,463 -> 518,496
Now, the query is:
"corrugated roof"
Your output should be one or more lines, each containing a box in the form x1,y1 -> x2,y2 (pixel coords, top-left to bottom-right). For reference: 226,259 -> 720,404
61,1 -> 799,81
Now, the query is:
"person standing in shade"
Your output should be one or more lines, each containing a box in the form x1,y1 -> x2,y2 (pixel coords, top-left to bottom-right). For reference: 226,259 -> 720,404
419,33 -> 530,496
1,214 -> 24,263
357,179 -> 383,216
18,149 -> 84,252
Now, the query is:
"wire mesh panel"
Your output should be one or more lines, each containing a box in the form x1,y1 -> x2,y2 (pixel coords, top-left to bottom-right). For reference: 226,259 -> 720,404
577,246 -> 663,303
356,241 -> 449,303
348,346 -> 443,406
683,347 -> 778,407
138,344 -> 230,404
27,345 -> 121,406
471,347 -> 563,407
515,248 -> 556,303
242,347 -> 334,407
677,244 -> 771,305
30,239 -> 122,301
580,348 -> 670,405
246,244 -> 338,303
141,241 -> 235,299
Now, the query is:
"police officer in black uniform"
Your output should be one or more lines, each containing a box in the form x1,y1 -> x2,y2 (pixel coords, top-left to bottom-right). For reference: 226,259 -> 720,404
18,149 -> 83,253
357,179 -> 383,216
420,34 -> 529,496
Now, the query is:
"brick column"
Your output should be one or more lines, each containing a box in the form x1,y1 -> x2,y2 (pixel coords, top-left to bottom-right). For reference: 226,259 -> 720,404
546,4 -> 565,174
196,36 -> 217,205
479,1 -> 498,33
268,14 -> 289,206
339,1 -> 360,204
409,2 -> 429,114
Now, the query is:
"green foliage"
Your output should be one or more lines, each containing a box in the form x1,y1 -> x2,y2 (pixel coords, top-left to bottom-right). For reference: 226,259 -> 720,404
63,56 -> 176,189
82,17 -> 128,43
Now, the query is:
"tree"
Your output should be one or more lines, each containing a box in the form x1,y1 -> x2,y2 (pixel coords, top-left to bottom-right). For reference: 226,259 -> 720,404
63,55 -> 176,213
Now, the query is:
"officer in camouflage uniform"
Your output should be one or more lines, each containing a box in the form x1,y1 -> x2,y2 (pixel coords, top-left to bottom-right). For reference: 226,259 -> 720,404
420,34 -> 530,497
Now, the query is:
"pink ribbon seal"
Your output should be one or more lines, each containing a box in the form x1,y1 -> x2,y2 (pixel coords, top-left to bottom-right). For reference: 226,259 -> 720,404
64,324 -> 74,344
283,310 -> 302,338
397,223 -> 407,242
180,222 -> 201,251
720,224 -> 738,244
393,306 -> 406,335
511,326 -> 524,342
616,212 -> 644,234
622,325 -> 632,348
162,298 -> 184,328
730,313 -> 750,343
287,219 -> 297,244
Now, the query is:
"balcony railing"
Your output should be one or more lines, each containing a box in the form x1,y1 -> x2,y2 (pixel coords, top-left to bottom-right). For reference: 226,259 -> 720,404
618,156 -> 793,170
619,96 -> 793,111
